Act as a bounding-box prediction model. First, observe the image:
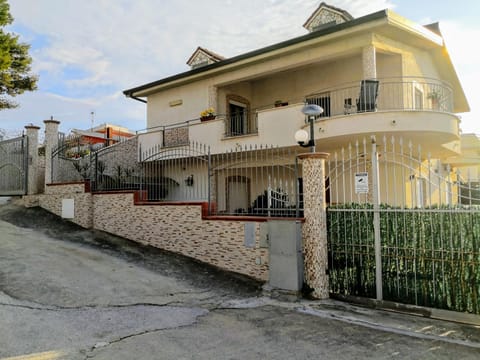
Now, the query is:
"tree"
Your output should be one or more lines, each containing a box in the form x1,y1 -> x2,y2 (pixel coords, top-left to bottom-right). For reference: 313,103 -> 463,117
0,0 -> 37,109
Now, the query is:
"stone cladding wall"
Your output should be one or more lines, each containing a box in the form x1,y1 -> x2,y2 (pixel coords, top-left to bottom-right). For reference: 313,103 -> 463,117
40,183 -> 93,229
93,193 -> 269,281
33,183 -> 269,281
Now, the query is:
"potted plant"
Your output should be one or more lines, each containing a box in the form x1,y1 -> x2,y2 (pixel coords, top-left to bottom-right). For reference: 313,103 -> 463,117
427,91 -> 441,110
200,107 -> 216,121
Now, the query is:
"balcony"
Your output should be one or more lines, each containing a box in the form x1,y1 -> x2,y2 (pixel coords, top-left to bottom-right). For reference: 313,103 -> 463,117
304,77 -> 453,116
139,77 -> 459,157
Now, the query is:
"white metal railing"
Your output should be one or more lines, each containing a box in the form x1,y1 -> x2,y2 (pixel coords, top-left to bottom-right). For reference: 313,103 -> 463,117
136,77 -> 454,144
306,77 -> 453,117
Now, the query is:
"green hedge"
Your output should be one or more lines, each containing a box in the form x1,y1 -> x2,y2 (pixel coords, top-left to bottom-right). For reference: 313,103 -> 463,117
327,203 -> 480,314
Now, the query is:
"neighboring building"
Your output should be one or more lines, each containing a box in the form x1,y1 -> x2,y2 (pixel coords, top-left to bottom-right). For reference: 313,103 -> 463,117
123,2 -> 471,211
446,133 -> 480,180
71,123 -> 135,145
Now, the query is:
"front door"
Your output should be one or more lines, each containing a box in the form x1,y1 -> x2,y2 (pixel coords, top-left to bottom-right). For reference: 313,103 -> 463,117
227,176 -> 250,214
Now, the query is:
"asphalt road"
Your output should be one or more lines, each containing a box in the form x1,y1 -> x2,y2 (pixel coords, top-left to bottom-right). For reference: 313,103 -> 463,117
0,200 -> 479,359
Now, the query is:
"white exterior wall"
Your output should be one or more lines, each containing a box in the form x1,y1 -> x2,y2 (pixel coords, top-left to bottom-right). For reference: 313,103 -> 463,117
147,81 -> 210,127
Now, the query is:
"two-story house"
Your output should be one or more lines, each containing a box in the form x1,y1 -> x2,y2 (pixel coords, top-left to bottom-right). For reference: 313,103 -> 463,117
123,2 -> 470,213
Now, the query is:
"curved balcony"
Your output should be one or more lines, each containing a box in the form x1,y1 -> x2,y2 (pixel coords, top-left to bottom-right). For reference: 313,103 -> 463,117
296,77 -> 460,156
139,77 -> 460,157
305,77 -> 453,116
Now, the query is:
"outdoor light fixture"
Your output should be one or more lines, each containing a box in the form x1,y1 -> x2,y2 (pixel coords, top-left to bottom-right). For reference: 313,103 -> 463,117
295,103 -> 323,152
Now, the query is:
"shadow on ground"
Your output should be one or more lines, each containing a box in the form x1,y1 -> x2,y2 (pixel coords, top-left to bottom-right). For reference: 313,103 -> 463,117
0,202 -> 262,298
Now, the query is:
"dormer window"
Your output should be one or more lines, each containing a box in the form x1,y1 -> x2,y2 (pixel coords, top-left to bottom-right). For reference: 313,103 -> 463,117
186,47 -> 225,70
303,2 -> 354,33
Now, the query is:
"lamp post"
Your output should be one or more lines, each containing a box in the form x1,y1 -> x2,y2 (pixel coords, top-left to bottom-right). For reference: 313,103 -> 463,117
295,104 -> 323,153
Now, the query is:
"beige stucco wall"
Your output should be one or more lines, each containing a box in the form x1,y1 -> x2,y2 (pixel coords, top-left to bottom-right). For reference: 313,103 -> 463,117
147,81 -> 210,128
144,30 -> 445,132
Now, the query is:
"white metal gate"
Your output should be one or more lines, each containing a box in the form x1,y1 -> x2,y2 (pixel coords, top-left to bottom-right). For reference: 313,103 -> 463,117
326,136 -> 480,314
0,136 -> 28,195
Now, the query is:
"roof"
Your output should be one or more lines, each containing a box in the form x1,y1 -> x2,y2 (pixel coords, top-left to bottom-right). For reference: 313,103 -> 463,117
123,10 -> 388,97
303,2 -> 354,30
186,46 -> 225,66
123,8 -> 468,111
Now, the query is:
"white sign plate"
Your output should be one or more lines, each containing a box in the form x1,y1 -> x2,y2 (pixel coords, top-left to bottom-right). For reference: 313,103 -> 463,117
355,172 -> 369,194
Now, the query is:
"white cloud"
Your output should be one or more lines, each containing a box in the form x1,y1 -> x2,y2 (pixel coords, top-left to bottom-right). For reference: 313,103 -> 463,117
3,0 -> 474,136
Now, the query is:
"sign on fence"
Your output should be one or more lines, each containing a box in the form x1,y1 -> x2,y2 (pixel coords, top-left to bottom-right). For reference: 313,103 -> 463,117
354,172 -> 369,194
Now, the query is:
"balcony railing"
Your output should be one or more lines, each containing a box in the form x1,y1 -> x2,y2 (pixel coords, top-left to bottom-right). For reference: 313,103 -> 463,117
224,111 -> 258,138
137,77 -> 454,149
305,77 -> 453,117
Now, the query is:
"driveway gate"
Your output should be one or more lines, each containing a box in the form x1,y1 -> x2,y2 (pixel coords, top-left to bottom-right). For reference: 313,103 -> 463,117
326,136 -> 480,314
0,136 -> 28,195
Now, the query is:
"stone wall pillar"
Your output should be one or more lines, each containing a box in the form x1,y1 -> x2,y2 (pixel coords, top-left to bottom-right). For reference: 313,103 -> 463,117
44,118 -> 60,186
24,124 -> 40,195
208,85 -> 217,110
298,152 -> 329,299
362,44 -> 377,79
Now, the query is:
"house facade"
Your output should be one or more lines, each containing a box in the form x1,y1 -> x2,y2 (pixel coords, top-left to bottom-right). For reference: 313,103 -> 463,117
15,3 -> 478,310
123,3 -> 470,211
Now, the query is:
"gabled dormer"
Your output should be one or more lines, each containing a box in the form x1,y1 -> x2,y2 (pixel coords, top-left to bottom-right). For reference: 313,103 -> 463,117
187,47 -> 225,69
303,2 -> 354,32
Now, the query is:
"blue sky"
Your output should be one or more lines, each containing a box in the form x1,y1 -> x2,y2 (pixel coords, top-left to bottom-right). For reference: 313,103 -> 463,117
0,0 -> 477,136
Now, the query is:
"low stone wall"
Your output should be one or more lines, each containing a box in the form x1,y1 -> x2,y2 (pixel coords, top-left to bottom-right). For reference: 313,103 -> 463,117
39,183 -> 93,229
34,183 -> 269,281
93,193 -> 269,280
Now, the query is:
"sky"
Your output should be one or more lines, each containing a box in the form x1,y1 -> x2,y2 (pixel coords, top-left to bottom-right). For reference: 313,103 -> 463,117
0,0 -> 478,137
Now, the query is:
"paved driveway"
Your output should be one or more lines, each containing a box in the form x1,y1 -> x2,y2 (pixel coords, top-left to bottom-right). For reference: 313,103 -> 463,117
0,202 -> 479,359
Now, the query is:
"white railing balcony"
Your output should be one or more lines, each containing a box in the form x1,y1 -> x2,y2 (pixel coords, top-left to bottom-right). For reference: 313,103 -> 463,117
305,77 -> 453,117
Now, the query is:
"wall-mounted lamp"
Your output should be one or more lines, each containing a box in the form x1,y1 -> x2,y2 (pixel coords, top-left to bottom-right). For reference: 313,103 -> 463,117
294,104 -> 324,153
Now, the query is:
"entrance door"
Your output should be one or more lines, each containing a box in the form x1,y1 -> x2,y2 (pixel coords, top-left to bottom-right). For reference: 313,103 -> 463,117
227,176 -> 250,214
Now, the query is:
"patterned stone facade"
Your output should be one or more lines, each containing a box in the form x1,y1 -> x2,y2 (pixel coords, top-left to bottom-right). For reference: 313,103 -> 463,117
34,183 -> 269,281
93,193 -> 269,280
208,85 -> 217,110
298,153 -> 329,299
303,5 -> 353,33
40,183 -> 93,229
189,51 -> 213,68
362,45 -> 377,80
97,137 -> 140,177
164,127 -> 189,147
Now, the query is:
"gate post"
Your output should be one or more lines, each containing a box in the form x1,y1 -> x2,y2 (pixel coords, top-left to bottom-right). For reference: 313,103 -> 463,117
44,117 -> 60,186
371,137 -> 383,300
298,152 -> 330,299
24,124 -> 40,195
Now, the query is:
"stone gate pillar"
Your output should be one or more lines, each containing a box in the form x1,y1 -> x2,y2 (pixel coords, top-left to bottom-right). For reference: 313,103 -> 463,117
24,124 -> 40,195
44,117 -> 60,186
298,152 -> 329,299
